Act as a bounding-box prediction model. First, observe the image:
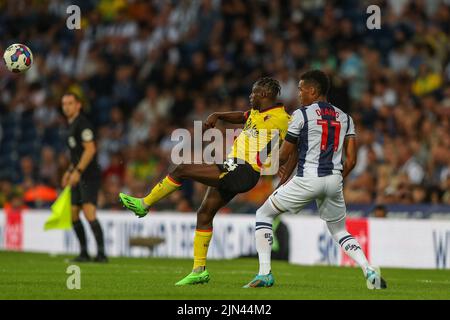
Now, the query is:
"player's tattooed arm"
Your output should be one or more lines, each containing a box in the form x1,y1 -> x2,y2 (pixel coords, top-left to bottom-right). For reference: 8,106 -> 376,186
342,136 -> 357,178
203,111 -> 247,130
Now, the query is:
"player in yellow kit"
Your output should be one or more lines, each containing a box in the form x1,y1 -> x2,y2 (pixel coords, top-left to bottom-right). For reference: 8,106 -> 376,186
119,77 -> 290,285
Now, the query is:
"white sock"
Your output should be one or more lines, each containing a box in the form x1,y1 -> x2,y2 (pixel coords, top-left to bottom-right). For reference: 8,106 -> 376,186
336,231 -> 370,274
255,198 -> 281,276
327,219 -> 370,276
255,226 -> 273,275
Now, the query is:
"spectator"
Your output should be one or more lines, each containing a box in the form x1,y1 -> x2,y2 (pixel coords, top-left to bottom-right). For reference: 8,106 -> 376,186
39,146 -> 58,187
17,156 -> 38,185
136,85 -> 172,126
411,185 -> 427,204
373,205 -> 388,218
127,109 -> 150,147
124,143 -> 160,196
0,179 -> 18,208
412,64 -> 443,97
103,151 -> 126,185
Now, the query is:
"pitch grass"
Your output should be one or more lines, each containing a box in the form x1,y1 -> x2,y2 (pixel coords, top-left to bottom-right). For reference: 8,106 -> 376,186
0,251 -> 449,300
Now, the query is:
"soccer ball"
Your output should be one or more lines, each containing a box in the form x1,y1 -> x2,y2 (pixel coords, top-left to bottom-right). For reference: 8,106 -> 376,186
3,43 -> 33,73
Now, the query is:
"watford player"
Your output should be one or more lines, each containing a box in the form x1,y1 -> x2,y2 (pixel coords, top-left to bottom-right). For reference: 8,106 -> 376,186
119,77 -> 290,285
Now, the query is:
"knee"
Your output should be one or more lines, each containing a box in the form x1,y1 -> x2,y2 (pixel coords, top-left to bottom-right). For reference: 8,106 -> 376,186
71,208 -> 81,222
255,206 -> 265,219
256,200 -> 277,223
326,218 -> 348,241
82,204 -> 97,222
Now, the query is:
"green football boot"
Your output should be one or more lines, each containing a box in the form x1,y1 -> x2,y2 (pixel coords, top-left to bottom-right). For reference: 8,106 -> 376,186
175,270 -> 210,286
243,273 -> 274,288
119,193 -> 149,218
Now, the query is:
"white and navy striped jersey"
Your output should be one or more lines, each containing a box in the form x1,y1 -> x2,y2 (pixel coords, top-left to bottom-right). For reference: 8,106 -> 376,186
285,101 -> 356,177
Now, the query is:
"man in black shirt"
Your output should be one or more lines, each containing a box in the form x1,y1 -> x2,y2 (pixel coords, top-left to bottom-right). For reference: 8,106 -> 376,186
61,92 -> 107,262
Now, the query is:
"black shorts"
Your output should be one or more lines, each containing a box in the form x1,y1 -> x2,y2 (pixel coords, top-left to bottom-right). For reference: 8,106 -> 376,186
71,178 -> 100,206
216,159 -> 260,203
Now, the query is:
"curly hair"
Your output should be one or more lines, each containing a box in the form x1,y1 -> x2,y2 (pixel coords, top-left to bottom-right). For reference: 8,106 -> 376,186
255,77 -> 281,99
300,70 -> 330,96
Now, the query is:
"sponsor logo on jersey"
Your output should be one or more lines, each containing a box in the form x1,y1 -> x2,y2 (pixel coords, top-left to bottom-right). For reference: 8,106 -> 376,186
81,129 -> 94,141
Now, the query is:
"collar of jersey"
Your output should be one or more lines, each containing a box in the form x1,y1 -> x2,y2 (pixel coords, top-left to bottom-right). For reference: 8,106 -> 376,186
259,103 -> 285,113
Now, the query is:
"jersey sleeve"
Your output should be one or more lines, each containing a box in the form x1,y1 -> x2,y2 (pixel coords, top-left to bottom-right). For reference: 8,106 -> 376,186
345,115 -> 356,137
244,109 -> 251,121
285,109 -> 304,143
78,118 -> 95,143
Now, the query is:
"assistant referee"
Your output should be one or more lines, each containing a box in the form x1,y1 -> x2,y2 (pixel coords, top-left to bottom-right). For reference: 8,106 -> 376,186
61,92 -> 107,262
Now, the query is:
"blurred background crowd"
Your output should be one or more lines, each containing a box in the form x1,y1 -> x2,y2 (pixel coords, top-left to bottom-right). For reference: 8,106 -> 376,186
0,0 -> 449,215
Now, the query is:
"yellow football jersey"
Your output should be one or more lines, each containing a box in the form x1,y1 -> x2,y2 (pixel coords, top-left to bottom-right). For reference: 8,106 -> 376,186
228,103 -> 290,172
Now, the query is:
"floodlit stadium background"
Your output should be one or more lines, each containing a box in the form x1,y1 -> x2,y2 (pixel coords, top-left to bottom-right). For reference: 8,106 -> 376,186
0,1 -> 450,271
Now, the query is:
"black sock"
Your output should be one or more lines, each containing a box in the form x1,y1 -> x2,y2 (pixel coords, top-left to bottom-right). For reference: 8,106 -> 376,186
73,220 -> 88,255
89,219 -> 105,256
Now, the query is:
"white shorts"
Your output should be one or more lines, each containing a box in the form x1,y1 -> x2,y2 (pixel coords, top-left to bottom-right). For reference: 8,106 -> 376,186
269,174 -> 346,222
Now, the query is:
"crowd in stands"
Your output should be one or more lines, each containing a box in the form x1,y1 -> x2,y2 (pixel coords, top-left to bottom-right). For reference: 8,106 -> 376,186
0,0 -> 449,213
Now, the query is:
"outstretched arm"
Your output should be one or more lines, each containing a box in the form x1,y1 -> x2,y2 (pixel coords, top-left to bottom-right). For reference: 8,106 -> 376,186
203,111 -> 248,130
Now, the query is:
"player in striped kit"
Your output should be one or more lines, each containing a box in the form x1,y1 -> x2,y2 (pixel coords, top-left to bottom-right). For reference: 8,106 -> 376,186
244,70 -> 387,290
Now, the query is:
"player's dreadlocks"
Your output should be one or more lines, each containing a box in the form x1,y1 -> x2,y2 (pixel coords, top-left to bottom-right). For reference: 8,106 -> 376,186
255,77 -> 281,99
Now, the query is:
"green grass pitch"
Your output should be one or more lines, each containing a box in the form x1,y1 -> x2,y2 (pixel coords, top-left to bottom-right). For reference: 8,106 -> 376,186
1,251 -> 449,300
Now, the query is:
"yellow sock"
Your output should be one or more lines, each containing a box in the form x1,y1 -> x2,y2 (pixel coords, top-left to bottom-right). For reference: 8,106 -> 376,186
143,175 -> 182,207
193,229 -> 213,271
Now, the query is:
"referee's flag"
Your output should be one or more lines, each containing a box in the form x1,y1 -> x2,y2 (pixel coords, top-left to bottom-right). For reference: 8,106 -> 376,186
44,187 -> 72,230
